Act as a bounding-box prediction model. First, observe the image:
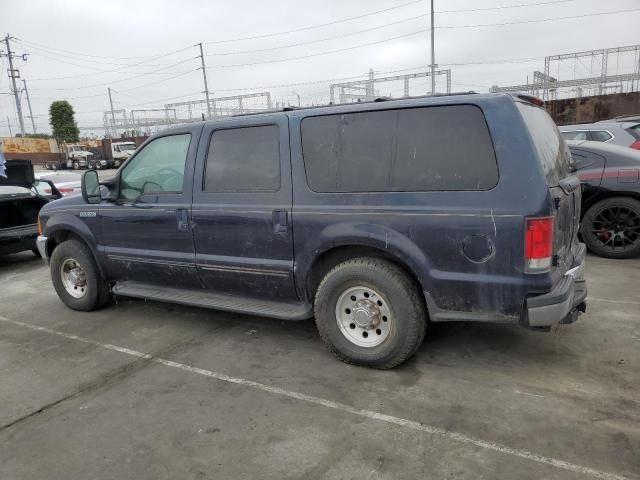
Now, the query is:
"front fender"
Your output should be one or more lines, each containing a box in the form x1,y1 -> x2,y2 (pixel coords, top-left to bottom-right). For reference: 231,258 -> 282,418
43,212 -> 104,276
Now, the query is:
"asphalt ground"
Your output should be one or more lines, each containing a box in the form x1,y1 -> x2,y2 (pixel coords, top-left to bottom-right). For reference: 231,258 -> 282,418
0,251 -> 638,480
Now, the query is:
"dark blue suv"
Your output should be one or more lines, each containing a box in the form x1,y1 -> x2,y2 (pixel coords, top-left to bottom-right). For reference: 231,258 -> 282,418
36,93 -> 587,368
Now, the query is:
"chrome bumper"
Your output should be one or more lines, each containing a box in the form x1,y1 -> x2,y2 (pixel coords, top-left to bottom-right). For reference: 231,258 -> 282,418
36,235 -> 49,262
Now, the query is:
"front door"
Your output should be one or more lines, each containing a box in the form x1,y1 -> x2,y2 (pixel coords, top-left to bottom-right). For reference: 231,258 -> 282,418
191,115 -> 297,300
99,128 -> 201,287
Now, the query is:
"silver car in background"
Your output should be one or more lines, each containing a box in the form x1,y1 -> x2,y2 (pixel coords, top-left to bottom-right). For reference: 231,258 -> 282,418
559,115 -> 640,150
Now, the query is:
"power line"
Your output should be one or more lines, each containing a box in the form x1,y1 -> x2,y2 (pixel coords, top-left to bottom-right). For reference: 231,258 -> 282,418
31,58 -> 196,91
15,39 -> 190,61
206,13 -> 427,57
202,0 -> 618,45
202,8 -> 637,69
436,8 -> 640,29
437,0 -> 583,13
204,0 -> 424,45
25,46 -> 194,81
209,30 -> 427,69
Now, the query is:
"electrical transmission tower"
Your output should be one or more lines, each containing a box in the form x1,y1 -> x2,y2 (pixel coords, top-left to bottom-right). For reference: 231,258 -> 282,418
1,34 -> 29,136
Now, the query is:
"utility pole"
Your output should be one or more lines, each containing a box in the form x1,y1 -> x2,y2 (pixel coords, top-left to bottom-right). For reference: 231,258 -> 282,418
108,88 -> 116,137
6,116 -> 12,137
22,79 -> 36,134
196,43 -> 212,119
429,0 -> 437,95
1,34 -> 28,136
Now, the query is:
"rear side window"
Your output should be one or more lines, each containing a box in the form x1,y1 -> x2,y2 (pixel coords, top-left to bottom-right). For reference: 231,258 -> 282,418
591,130 -> 613,142
516,103 -> 569,185
560,131 -> 588,141
204,125 -> 280,192
301,105 -> 498,192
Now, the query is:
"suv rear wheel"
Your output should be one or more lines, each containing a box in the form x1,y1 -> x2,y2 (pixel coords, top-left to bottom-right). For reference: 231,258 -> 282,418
50,239 -> 110,311
581,197 -> 640,258
314,258 -> 426,369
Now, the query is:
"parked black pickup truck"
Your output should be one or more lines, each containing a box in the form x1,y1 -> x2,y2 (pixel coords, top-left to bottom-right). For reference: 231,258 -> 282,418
1,160 -> 61,256
37,93 -> 587,368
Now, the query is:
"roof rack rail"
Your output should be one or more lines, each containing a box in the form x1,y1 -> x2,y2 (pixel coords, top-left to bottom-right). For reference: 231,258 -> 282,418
612,114 -> 640,122
230,91 -> 481,118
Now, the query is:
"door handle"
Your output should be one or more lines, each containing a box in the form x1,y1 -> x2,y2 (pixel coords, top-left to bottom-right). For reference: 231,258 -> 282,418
176,208 -> 190,231
272,210 -> 288,233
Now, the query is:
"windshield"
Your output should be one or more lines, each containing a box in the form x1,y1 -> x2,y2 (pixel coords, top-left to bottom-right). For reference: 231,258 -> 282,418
119,144 -> 136,151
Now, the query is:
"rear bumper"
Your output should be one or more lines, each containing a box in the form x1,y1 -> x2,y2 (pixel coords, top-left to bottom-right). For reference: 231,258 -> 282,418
0,225 -> 38,256
525,243 -> 588,328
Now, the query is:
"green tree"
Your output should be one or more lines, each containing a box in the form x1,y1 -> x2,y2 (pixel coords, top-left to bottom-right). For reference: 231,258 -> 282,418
49,100 -> 79,143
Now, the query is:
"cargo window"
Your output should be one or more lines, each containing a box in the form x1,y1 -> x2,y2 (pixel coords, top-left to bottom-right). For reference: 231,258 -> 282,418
301,105 -> 498,192
204,125 -> 280,192
516,103 -> 569,185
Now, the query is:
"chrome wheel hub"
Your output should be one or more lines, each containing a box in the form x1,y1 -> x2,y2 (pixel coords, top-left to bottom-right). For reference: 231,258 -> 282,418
336,286 -> 392,347
60,258 -> 87,299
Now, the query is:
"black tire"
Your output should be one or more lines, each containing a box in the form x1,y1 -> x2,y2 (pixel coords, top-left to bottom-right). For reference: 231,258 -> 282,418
50,239 -> 111,311
72,161 -> 79,170
314,257 -> 426,369
580,197 -> 640,259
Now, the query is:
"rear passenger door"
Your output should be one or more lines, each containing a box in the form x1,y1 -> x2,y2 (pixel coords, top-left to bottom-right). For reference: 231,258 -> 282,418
191,115 -> 297,300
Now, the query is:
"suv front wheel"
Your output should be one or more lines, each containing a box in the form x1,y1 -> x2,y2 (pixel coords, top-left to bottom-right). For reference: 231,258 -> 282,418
50,239 -> 111,311
314,258 -> 426,369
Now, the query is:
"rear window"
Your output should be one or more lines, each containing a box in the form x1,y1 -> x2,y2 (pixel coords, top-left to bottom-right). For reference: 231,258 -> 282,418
627,124 -> 640,140
517,102 -> 570,185
301,105 -> 498,192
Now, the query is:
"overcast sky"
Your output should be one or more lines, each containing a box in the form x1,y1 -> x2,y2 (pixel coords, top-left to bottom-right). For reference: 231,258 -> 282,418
1,0 -> 638,137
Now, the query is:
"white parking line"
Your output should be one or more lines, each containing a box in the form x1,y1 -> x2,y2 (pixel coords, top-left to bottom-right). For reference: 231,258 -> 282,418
0,315 -> 631,480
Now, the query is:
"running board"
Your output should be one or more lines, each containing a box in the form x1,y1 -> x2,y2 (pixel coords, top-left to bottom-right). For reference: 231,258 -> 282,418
112,281 -> 313,321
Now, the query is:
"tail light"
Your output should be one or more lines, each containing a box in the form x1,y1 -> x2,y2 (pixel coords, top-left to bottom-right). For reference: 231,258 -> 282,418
630,141 -> 640,150
58,187 -> 75,195
525,217 -> 554,272
37,216 -> 42,236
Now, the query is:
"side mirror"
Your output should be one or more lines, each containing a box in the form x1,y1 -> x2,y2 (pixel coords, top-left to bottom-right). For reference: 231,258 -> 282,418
81,170 -> 101,204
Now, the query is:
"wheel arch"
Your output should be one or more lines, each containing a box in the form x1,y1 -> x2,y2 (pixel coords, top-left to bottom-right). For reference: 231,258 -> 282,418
581,191 -> 640,219
46,224 -> 106,278
304,244 -> 426,306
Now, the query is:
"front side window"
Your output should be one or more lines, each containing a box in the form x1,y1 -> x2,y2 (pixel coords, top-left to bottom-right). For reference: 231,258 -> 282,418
119,134 -> 191,201
204,125 -> 280,193
301,105 -> 498,192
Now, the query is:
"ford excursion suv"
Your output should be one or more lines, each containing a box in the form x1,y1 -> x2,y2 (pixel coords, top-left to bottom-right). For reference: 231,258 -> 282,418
36,93 -> 587,369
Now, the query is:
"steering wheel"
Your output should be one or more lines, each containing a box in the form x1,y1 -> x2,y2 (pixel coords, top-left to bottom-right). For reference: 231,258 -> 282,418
156,167 -> 183,191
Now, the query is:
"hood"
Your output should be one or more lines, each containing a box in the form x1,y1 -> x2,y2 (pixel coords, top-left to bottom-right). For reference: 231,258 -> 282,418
0,159 -> 35,189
